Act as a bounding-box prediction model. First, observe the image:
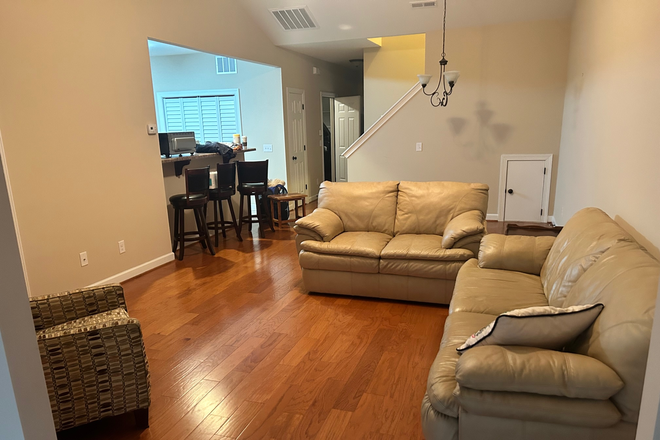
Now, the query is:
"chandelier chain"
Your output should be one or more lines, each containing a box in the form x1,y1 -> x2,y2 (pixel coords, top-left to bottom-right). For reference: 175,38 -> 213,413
442,0 -> 447,57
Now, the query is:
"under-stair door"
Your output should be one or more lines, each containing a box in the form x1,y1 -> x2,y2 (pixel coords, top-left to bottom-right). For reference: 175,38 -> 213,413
334,96 -> 361,182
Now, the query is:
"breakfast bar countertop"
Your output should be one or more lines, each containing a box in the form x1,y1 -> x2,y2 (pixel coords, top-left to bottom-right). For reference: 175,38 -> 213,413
161,148 -> 256,164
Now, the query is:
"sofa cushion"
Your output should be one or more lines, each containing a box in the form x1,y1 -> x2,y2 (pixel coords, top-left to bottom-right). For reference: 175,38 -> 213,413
450,259 -> 548,315
427,312 -> 496,418
478,234 -> 556,275
299,231 -> 391,259
564,241 -> 660,423
541,208 -> 634,307
318,181 -> 399,235
380,234 -> 474,261
379,259 -> 466,280
298,251 -> 379,274
395,181 -> 488,236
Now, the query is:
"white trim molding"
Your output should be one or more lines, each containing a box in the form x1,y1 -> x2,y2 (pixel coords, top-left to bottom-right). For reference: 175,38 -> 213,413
486,214 -> 499,221
343,83 -> 422,158
497,154 -> 553,223
89,253 -> 175,287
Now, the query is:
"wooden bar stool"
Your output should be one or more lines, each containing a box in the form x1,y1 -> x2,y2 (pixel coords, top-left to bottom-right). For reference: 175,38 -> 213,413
170,166 -> 215,260
236,160 -> 274,239
268,193 -> 307,228
206,162 -> 241,245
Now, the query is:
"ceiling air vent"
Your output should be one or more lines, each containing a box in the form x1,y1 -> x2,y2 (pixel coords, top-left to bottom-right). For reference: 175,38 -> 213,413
270,6 -> 318,31
410,1 -> 437,8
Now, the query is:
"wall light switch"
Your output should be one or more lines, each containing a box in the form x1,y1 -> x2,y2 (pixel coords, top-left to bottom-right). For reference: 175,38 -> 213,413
147,123 -> 157,135
263,144 -> 273,152
79,251 -> 88,267
416,142 -> 423,152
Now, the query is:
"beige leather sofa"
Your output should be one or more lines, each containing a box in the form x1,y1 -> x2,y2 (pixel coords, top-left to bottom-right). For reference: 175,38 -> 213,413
422,208 -> 660,440
294,181 -> 489,304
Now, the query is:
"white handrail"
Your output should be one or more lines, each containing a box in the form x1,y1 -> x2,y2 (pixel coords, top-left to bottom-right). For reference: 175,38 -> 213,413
342,83 -> 422,158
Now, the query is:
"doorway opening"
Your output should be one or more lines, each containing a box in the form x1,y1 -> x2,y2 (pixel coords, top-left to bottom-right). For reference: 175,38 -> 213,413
318,94 -> 362,184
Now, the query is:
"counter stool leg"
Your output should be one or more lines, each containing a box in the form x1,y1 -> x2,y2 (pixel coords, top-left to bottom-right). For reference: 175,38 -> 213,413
193,209 -> 207,250
254,194 -> 266,238
172,207 -> 180,253
247,196 -> 253,230
228,199 -> 242,241
178,208 -> 185,260
198,208 -> 215,255
213,200 -> 220,247
219,200 -> 227,239
236,194 -> 245,241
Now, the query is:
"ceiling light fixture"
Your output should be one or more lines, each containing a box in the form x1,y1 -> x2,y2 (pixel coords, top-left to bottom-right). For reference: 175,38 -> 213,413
417,0 -> 460,107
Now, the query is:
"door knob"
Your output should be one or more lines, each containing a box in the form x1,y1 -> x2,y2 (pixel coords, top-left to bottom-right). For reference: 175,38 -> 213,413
507,189 -> 514,194
293,156 -> 297,160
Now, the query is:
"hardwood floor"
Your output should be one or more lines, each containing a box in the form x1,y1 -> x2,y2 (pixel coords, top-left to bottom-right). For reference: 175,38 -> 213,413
58,221 -> 448,440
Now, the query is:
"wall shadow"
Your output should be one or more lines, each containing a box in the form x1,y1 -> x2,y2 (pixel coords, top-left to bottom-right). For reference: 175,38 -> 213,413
447,101 -> 513,159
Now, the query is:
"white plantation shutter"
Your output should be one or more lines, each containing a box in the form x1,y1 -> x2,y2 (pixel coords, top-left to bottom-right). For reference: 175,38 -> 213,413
161,90 -> 241,143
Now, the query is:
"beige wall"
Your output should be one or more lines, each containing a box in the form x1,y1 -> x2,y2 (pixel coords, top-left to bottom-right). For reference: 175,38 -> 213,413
348,19 -> 571,215
364,34 -> 426,129
0,0 -> 361,296
553,0 -> 660,258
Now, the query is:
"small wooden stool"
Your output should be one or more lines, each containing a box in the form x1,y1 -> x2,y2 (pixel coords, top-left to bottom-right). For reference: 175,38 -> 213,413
268,193 -> 307,228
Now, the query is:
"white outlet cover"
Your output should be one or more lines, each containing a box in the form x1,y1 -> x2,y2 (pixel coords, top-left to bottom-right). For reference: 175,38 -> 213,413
416,142 -> 423,152
263,144 -> 273,152
118,240 -> 126,254
79,251 -> 88,267
147,123 -> 157,135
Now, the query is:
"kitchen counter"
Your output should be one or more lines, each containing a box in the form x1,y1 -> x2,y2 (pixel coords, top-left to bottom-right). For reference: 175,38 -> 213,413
162,148 -> 256,176
161,149 -> 256,164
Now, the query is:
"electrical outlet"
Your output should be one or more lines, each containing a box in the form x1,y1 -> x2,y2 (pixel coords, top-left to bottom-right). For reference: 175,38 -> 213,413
147,123 -> 157,135
416,142 -> 423,152
118,240 -> 126,254
79,251 -> 88,267
263,144 -> 273,152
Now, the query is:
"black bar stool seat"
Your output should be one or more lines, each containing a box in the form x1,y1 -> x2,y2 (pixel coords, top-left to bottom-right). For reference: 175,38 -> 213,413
170,166 -> 215,260
237,160 -> 274,239
206,162 -> 241,245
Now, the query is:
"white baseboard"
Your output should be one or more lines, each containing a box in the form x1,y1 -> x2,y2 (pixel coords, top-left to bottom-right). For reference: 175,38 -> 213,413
89,252 -> 175,287
486,214 -> 499,221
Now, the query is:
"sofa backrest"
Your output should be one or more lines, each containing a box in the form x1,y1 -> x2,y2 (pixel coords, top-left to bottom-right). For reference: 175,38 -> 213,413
394,181 -> 488,236
563,241 -> 659,423
318,181 -> 399,235
541,208 -> 634,307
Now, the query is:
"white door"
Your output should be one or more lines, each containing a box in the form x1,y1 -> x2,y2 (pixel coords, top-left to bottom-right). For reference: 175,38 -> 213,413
503,160 -> 547,222
287,88 -> 307,194
334,96 -> 361,182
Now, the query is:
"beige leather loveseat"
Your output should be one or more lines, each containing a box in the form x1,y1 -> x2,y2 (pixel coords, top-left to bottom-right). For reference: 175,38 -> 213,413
294,181 -> 488,304
422,208 -> 660,439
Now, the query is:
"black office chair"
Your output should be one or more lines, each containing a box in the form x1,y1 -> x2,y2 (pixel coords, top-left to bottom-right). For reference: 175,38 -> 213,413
237,160 -> 274,239
206,162 -> 241,245
170,166 -> 215,260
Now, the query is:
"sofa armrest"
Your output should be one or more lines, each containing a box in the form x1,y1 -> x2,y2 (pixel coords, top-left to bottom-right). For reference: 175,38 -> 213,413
442,211 -> 485,248
455,345 -> 623,400
478,234 -> 555,275
37,310 -> 150,431
295,208 -> 344,242
30,284 -> 127,331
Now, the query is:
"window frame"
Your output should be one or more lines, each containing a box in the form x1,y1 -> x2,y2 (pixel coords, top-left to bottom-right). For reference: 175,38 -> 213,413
155,89 -> 242,143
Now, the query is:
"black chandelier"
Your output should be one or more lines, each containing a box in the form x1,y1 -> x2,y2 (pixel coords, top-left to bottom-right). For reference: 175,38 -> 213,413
417,0 -> 460,107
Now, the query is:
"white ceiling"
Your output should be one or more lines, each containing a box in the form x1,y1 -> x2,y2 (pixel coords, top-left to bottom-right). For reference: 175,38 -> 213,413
239,0 -> 576,65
